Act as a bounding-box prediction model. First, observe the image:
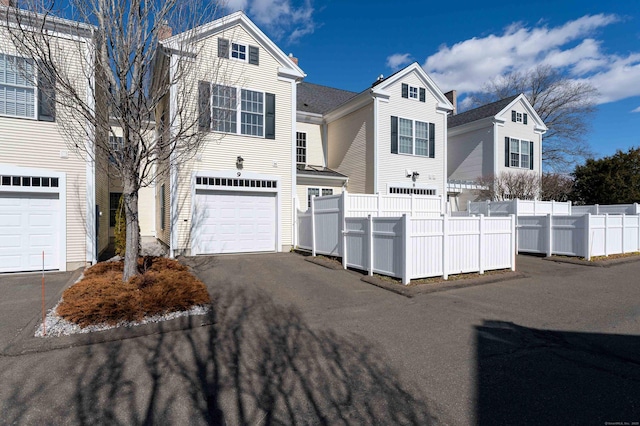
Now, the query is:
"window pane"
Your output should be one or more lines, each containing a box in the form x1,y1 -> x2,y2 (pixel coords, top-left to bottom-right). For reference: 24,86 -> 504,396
322,189 -> 333,196
240,89 -> 263,136
296,132 -> 306,164
399,118 -> 413,154
0,54 -> 35,118
307,187 -> 320,208
212,85 -> 237,133
415,121 -> 428,156
521,140 -> 530,168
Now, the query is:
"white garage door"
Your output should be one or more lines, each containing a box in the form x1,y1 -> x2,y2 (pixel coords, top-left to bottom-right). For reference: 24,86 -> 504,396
194,190 -> 277,254
0,193 -> 60,272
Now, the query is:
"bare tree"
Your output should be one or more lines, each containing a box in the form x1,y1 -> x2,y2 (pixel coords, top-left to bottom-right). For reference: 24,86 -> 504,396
472,65 -> 598,172
4,0 -> 222,280
475,172 -> 541,201
540,172 -> 574,202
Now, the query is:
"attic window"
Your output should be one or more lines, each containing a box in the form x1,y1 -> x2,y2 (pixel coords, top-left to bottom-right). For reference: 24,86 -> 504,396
511,110 -> 528,124
408,86 -> 418,99
231,43 -> 247,61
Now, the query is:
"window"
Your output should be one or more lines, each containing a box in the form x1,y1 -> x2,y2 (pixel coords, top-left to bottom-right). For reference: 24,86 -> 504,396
231,43 -> 247,61
307,187 -> 333,207
296,132 -> 306,164
401,83 -> 426,102
392,116 -> 434,157
511,110 -> 528,124
0,174 -> 58,188
0,53 -> 35,119
508,137 -> 532,169
109,136 -> 123,164
389,187 -> 436,195
241,89 -> 264,136
408,86 -> 418,99
109,192 -> 122,227
212,84 -> 237,133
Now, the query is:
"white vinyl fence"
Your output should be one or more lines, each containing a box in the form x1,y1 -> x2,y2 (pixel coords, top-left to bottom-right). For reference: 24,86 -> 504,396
571,203 -> 640,216
297,192 -> 516,283
517,214 -> 640,260
468,199 -> 572,216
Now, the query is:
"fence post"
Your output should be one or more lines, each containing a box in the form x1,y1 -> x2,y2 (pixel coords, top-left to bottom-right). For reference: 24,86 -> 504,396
343,189 -> 349,217
402,214 -> 411,285
368,215 -> 374,276
467,200 -> 471,213
341,191 -> 347,268
635,202 -> 640,215
584,214 -> 591,261
514,198 -> 519,217
511,215 -> 517,271
411,193 -> 416,217
622,214 -> 626,254
551,200 -> 555,216
604,214 -> 609,257
595,204 -> 600,215
310,195 -> 317,256
486,200 -> 490,217
546,213 -> 553,257
377,192 -> 382,217
569,200 -> 573,215
479,214 -> 485,274
293,196 -> 298,248
442,214 -> 449,280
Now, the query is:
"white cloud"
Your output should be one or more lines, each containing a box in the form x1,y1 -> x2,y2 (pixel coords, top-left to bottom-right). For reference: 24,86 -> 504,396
386,53 -> 413,71
421,14 -> 640,106
224,0 -> 316,43
632,106 -> 640,113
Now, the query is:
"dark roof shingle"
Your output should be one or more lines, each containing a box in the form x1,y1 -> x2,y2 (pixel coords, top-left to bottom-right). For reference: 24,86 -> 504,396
297,82 -> 359,115
296,164 -> 347,178
448,95 -> 519,128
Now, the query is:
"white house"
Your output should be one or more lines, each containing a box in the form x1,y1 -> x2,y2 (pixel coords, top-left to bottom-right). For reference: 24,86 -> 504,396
447,93 -> 547,210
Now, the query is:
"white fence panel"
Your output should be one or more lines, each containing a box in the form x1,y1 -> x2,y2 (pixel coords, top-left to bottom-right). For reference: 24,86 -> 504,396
372,218 -> 404,277
297,211 -> 313,251
484,218 -> 516,270
517,216 -> 547,254
344,218 -> 368,271
552,216 -> 585,257
344,192 -> 442,217
469,199 -> 572,216
588,216 -> 607,257
313,195 -> 342,256
410,218 -> 444,278
573,203 -> 640,215
447,218 -> 481,275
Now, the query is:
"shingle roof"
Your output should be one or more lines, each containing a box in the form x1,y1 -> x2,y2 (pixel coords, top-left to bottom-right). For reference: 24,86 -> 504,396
448,95 -> 519,128
297,82 -> 359,115
296,164 -> 348,179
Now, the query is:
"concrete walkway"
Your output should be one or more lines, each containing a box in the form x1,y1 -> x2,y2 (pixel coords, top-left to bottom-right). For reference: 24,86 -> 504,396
0,253 -> 639,425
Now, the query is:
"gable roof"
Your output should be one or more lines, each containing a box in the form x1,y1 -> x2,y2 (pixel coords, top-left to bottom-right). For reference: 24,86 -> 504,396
160,11 -> 304,80
447,95 -> 519,128
297,82 -> 359,114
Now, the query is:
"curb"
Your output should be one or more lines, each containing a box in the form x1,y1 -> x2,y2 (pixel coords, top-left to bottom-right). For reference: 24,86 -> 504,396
545,254 -> 640,268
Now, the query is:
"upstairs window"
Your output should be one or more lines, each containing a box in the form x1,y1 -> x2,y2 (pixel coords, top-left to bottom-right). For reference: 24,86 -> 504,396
231,43 -> 247,61
391,116 -> 435,158
511,110 -> 528,124
0,53 -> 35,119
212,84 -> 237,133
296,132 -> 306,164
408,86 -> 418,99
401,83 -> 426,102
240,89 -> 264,136
109,136 -> 123,164
506,137 -> 533,169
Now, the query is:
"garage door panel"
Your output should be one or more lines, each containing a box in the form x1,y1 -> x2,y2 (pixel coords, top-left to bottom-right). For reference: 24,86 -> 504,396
194,190 -> 276,254
0,193 -> 60,272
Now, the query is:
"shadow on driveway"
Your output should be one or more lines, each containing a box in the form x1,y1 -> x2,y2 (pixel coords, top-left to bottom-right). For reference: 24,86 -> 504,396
1,283 -> 441,425
475,321 -> 640,425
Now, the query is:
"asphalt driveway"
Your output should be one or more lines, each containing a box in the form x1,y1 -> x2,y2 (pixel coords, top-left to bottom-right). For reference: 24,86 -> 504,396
0,253 -> 638,425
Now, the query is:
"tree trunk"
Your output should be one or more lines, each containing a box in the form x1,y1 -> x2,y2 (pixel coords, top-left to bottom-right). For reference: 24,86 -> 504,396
122,177 -> 140,281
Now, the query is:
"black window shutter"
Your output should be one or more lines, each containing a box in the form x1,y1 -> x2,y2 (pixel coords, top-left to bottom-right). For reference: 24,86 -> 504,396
218,38 -> 229,59
523,113 -> 528,125
419,87 -> 426,102
428,122 -> 435,158
391,116 -> 398,154
401,83 -> 408,99
248,46 -> 259,65
529,141 -> 534,170
265,93 -> 275,139
505,137 -> 510,167
37,61 -> 55,122
198,81 -> 211,131
511,110 -> 516,122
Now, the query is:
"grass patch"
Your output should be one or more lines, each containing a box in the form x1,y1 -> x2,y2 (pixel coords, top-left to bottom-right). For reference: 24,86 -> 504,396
57,257 -> 210,328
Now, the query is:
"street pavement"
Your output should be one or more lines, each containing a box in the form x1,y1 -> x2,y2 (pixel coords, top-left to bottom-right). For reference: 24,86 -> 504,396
0,253 -> 639,425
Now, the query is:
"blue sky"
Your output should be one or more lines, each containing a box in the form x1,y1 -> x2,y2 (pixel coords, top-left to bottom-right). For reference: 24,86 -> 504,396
227,0 -> 640,163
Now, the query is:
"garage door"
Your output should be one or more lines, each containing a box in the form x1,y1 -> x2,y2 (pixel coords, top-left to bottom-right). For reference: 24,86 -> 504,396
0,192 -> 60,272
193,190 -> 277,254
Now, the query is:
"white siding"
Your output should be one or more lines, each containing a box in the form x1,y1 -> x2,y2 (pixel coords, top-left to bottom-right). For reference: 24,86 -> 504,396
327,105 -> 374,194
296,121 -> 325,166
170,23 -> 295,254
448,124 -> 495,181
496,99 -> 543,176
377,73 -> 446,196
0,27 -> 93,270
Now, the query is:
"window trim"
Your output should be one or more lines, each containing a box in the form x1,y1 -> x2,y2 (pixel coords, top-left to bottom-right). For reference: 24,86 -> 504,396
396,116 -> 432,157
509,137 -> 531,169
231,42 -> 248,62
209,84 -> 266,138
296,132 -> 307,164
0,53 -> 38,120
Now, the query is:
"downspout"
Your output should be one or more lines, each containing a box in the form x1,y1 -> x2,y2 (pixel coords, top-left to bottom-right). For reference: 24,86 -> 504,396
373,94 -> 379,194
